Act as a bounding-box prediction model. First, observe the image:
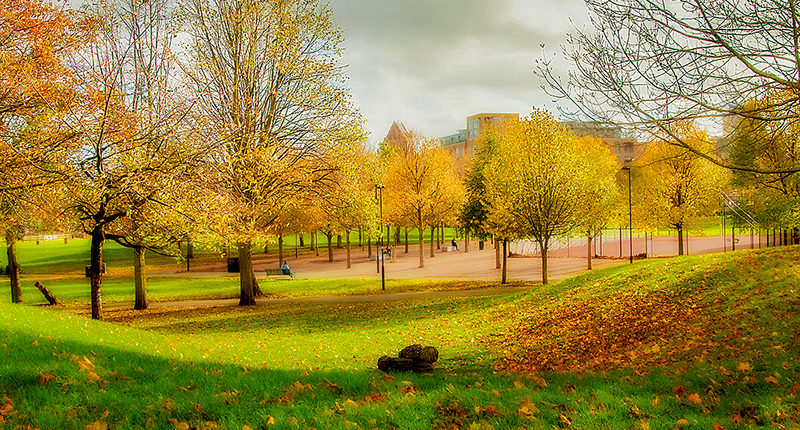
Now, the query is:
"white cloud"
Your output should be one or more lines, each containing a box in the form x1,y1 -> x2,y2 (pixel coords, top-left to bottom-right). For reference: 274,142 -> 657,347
332,0 -> 590,145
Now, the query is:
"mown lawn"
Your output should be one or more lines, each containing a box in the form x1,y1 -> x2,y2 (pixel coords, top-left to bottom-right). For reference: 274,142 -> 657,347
1,247 -> 799,429
2,276 -> 498,306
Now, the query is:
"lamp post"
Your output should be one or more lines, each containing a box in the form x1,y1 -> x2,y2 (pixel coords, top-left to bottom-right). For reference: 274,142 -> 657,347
376,184 -> 386,291
621,166 -> 633,263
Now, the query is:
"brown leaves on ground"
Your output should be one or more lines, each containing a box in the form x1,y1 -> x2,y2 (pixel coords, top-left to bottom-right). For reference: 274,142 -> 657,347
492,288 -> 715,373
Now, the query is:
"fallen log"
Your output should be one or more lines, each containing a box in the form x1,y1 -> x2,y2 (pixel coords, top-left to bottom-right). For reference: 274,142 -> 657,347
34,281 -> 61,305
378,344 -> 439,373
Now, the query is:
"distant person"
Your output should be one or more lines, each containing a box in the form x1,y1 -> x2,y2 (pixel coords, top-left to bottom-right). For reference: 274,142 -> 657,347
280,261 -> 291,275
451,238 -> 459,251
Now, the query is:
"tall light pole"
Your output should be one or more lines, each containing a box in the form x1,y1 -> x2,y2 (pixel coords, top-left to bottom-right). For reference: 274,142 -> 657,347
376,184 -> 386,290
621,166 -> 633,263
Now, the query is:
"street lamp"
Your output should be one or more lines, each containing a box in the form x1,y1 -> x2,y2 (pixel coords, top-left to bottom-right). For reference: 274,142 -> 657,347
621,166 -> 633,264
376,184 -> 386,291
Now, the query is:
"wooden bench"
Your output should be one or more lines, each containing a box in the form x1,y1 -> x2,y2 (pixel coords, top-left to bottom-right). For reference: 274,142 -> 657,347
442,245 -> 458,252
265,268 -> 294,280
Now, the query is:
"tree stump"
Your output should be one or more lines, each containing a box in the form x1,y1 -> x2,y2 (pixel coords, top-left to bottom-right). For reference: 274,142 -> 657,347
34,281 -> 61,305
378,344 -> 439,373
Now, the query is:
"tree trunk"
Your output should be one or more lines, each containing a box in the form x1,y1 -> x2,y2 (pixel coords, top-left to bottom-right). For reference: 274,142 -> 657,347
587,232 -> 592,270
278,234 -> 285,264
327,232 -> 333,262
541,242 -> 549,285
732,226 -> 736,251
436,225 -> 440,250
479,240 -> 484,250
298,234 -> 305,247
89,226 -> 105,320
346,230 -> 351,269
359,228 -> 362,249
418,227 -> 425,268
677,225 -> 684,256
133,246 -> 147,310
495,237 -> 501,269
404,228 -> 409,253
430,226 -> 435,257
501,239 -> 508,284
5,230 -> 21,304
368,238 -> 372,257
237,241 -> 255,306
464,230 -> 470,253
395,227 -> 400,247
337,234 -> 342,248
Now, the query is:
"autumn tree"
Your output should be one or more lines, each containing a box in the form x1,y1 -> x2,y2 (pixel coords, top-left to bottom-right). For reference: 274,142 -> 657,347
537,0 -> 800,174
0,0 -> 83,303
182,0 -> 360,305
634,123 -> 728,255
574,136 -> 621,269
22,1 -> 195,320
484,110 -> 601,284
729,93 -> 800,236
384,134 -> 463,268
319,143 -> 379,268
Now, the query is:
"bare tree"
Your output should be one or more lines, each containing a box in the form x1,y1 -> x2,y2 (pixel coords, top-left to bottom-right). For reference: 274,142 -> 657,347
538,0 -> 800,174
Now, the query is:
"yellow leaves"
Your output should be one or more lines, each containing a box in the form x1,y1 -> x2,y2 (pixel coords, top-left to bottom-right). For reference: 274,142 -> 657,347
516,398 -> 538,417
168,418 -> 189,430
764,375 -> 780,385
163,398 -> 175,411
85,410 -> 108,430
341,399 -> 359,409
737,362 -> 752,372
77,355 -> 96,371
687,393 -> 702,405
0,397 -> 13,416
266,416 -> 275,426
676,418 -> 689,426
38,372 -> 56,385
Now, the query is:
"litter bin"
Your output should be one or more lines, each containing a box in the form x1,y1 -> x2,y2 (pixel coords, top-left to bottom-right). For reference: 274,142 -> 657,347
227,258 -> 240,273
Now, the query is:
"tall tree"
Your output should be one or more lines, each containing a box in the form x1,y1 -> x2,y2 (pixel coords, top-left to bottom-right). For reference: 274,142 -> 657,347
484,110 -> 598,284
574,136 -> 621,269
30,1 -> 193,320
634,123 -> 728,255
384,134 -> 463,268
182,0 -> 360,305
538,0 -> 800,174
0,0 -> 83,303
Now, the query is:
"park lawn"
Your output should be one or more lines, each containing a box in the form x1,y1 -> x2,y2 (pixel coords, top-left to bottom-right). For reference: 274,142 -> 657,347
3,275 -> 498,306
1,229 -> 464,276
1,247 -> 799,429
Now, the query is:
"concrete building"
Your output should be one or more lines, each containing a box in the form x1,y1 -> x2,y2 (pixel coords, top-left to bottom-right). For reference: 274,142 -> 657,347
440,113 -> 519,167
438,113 -> 643,167
562,121 -> 645,164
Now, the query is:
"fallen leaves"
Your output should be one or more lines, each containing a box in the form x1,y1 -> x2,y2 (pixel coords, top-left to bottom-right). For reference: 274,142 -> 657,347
492,288 -> 712,373
38,372 -> 56,385
686,393 -> 702,405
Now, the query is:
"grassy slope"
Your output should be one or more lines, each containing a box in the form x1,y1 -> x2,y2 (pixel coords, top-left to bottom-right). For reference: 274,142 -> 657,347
1,247 -> 799,429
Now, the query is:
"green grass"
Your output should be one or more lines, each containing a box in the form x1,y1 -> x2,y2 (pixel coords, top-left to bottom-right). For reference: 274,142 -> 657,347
1,247 -> 799,428
4,276 -> 495,306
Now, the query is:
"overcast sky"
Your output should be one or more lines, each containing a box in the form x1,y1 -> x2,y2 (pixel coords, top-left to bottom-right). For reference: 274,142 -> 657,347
330,0 -> 590,145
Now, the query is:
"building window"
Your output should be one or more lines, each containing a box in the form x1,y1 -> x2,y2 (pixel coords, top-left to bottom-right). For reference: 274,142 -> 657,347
468,118 -> 480,141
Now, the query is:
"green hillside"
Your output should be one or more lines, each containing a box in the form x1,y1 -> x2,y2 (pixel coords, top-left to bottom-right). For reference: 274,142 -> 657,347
1,247 -> 798,429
